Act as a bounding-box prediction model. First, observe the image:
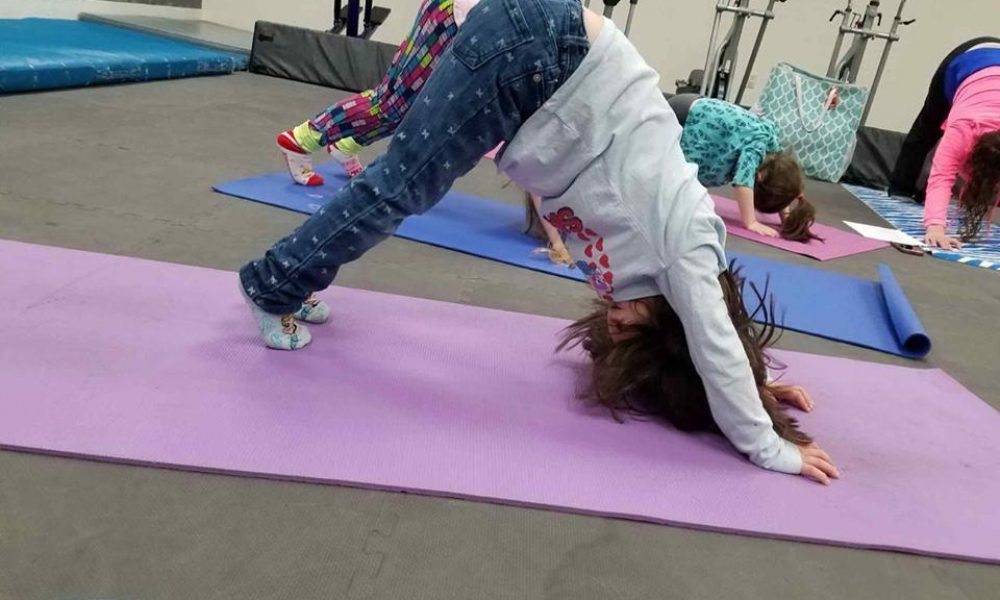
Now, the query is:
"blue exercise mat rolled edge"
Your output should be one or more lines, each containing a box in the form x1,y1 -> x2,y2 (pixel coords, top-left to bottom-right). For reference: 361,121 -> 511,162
731,254 -> 931,359
214,165 -> 931,358
877,264 -> 931,356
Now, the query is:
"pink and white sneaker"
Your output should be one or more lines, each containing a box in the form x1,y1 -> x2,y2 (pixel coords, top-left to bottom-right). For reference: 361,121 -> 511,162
276,130 -> 324,186
328,144 -> 364,177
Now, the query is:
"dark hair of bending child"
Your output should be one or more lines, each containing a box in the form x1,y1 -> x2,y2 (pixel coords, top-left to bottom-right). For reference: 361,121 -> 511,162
957,131 -> 1000,242
560,265 -> 813,446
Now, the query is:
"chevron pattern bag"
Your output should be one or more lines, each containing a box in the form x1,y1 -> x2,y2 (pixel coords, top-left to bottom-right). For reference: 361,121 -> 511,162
754,63 -> 870,182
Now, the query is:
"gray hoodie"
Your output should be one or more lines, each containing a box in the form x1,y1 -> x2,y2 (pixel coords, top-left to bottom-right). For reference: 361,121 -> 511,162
499,19 -> 801,475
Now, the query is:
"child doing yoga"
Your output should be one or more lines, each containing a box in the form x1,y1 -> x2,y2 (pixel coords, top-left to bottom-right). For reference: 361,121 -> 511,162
276,0 -> 573,264
276,0 -> 479,183
668,94 -> 821,243
889,38 -> 1000,249
240,0 -> 839,485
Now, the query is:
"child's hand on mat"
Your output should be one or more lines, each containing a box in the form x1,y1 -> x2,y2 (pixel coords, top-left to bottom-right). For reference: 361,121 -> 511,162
534,244 -> 575,268
747,221 -> 779,238
773,384 -> 814,412
549,243 -> 574,267
924,225 -> 962,250
798,443 -> 839,485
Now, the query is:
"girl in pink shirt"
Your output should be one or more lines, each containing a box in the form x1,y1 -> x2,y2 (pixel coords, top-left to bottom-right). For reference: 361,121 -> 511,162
889,37 -> 1000,249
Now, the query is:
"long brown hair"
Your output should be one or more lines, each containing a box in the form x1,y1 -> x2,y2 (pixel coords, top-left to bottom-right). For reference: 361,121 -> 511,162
958,130 -> 1000,242
558,264 -> 811,445
755,152 -> 823,243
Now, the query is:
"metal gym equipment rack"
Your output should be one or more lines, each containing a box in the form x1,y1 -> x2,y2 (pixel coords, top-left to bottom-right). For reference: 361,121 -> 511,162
331,0 -> 391,39
826,0 -> 915,125
584,0 -> 640,37
697,0 -> 787,104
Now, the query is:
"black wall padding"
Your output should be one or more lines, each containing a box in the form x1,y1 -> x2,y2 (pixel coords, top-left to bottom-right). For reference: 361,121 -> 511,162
250,21 -> 399,92
841,126 -> 906,190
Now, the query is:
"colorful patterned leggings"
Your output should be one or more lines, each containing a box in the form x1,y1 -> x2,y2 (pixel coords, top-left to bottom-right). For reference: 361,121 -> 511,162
309,0 -> 459,148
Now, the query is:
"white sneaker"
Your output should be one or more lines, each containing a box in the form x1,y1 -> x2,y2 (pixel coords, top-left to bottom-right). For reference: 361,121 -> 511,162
293,294 -> 331,324
277,130 -> 325,186
328,143 -> 364,177
241,283 -> 313,351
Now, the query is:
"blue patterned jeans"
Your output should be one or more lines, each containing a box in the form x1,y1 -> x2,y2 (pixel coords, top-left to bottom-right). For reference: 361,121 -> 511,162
241,0 -> 590,314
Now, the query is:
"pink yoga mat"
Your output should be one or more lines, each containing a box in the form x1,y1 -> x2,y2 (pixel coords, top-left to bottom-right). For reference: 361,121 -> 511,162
712,196 -> 888,260
1,240 -> 998,564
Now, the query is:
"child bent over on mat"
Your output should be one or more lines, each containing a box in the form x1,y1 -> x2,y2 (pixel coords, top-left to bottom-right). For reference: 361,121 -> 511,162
668,94 -> 821,243
276,0 -> 573,266
239,0 -> 839,485
277,0 -> 473,183
889,37 -> 1000,249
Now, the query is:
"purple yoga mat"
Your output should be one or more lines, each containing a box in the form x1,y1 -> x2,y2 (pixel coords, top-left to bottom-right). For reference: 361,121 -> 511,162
1,240 -> 998,564
712,196 -> 889,260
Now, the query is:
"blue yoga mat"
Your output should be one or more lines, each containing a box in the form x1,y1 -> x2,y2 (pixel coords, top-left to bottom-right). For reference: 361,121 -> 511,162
0,19 -> 247,94
214,164 -> 931,358
734,256 -> 930,359
214,162 -> 578,280
843,184 -> 1000,272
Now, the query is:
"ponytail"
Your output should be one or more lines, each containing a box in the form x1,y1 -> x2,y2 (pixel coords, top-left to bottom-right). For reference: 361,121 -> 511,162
755,152 -> 822,243
780,197 -> 823,243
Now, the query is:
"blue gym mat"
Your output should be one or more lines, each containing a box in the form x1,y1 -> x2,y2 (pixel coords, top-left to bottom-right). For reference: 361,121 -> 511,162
0,19 -> 247,94
214,162 -> 577,280
844,184 -> 1000,272
732,256 -> 930,359
214,163 -> 931,358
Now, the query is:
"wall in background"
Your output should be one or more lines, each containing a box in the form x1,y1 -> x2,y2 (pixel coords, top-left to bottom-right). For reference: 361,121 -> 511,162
7,0 -> 998,132
197,0 -> 998,132
683,0 -> 996,133
582,0 -> 998,133
200,0 -> 331,34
